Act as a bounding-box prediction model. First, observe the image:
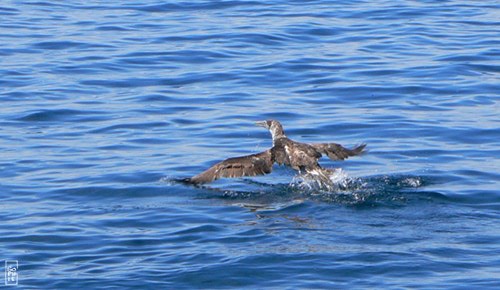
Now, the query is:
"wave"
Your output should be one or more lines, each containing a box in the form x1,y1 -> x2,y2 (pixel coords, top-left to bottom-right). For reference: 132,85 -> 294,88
166,169 -> 447,208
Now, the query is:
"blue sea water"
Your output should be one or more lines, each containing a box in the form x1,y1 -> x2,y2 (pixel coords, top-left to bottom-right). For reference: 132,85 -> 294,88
1,0 -> 499,288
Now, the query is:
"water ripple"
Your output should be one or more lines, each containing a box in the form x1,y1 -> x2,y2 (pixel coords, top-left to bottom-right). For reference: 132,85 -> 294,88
1,0 -> 499,289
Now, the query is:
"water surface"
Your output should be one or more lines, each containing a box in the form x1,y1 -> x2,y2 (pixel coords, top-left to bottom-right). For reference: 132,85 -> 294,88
1,0 -> 499,289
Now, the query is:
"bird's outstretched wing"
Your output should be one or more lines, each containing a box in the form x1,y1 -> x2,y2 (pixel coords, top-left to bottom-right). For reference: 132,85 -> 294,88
188,150 -> 274,184
310,143 -> 366,161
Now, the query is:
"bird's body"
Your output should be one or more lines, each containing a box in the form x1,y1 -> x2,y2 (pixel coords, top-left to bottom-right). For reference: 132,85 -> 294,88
188,120 -> 366,184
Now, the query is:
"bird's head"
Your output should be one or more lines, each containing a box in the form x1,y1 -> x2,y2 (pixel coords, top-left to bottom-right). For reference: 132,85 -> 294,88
255,120 -> 286,140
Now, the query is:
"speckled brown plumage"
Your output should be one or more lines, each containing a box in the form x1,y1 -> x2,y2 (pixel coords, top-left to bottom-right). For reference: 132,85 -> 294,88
188,120 -> 366,184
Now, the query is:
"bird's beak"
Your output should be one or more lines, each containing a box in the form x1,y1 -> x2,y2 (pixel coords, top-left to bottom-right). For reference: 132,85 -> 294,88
255,121 -> 267,128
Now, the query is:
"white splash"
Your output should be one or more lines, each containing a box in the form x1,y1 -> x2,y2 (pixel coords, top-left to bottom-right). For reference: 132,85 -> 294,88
290,168 -> 358,192
397,177 -> 422,188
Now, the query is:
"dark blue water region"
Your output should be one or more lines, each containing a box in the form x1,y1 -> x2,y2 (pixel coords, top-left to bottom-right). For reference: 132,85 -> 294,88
1,0 -> 499,289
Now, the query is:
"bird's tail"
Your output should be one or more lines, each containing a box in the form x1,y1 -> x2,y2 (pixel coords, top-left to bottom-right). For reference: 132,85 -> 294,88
349,144 -> 367,156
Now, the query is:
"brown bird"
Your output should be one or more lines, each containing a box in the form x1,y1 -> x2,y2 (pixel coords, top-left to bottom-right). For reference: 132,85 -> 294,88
187,120 -> 366,184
